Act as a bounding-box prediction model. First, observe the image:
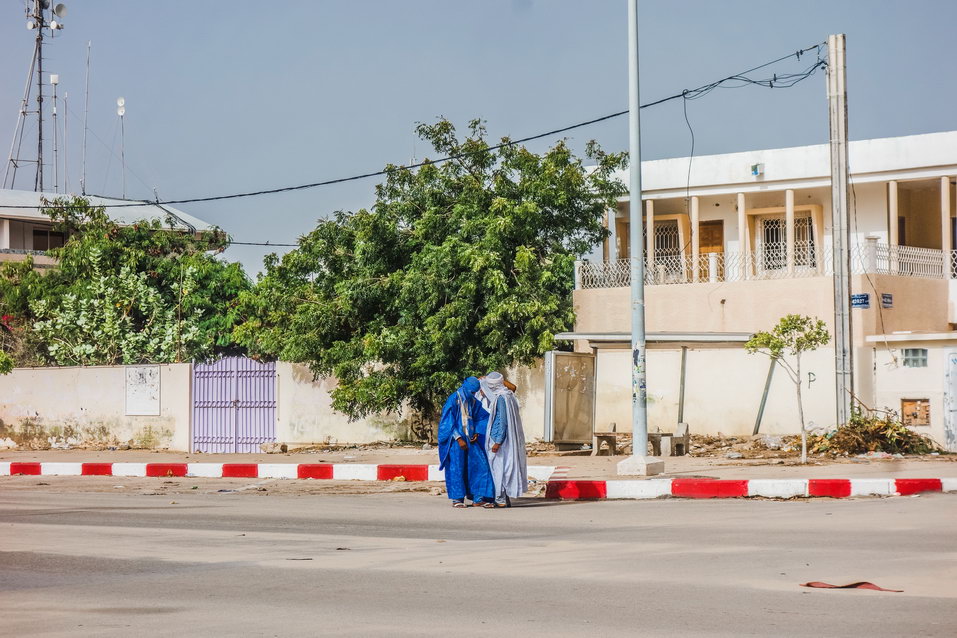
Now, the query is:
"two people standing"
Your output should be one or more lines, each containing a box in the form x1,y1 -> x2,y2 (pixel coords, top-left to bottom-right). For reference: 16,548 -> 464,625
437,372 -> 527,508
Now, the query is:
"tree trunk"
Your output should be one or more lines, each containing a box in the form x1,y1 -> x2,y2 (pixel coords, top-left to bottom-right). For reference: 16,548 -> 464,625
795,355 -> 807,464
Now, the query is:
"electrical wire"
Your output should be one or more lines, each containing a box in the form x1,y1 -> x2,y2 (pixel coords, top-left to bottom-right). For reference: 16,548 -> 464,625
2,42 -> 827,211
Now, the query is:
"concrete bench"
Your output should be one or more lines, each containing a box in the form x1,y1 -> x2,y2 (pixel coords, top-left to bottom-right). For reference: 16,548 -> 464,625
648,423 -> 690,457
592,432 -> 619,456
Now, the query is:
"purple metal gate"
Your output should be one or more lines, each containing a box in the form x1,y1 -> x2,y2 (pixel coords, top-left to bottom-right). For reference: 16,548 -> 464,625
192,357 -> 276,453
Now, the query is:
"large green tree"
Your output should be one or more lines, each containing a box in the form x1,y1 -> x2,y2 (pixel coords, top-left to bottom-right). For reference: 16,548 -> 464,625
0,197 -> 250,366
236,119 -> 626,434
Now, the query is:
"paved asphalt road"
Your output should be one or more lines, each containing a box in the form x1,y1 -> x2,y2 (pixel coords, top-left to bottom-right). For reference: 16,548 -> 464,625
0,481 -> 955,637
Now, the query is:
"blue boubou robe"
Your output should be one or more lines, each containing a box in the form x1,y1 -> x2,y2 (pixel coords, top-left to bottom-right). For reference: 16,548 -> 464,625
437,377 -> 495,502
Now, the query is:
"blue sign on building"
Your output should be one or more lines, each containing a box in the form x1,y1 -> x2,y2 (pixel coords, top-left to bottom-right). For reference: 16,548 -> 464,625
851,293 -> 870,309
881,293 -> 893,309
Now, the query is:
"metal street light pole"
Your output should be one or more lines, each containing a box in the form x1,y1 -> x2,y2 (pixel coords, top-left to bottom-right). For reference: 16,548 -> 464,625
618,0 -> 663,476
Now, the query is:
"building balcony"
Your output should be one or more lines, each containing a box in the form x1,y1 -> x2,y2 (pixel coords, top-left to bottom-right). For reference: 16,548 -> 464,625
0,248 -> 56,268
576,241 -> 951,289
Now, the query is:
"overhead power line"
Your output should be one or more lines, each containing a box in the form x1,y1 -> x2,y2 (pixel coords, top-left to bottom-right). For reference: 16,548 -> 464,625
3,42 -> 827,212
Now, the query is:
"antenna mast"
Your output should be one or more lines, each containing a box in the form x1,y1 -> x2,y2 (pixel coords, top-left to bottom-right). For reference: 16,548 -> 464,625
3,0 -> 68,192
81,41 -> 90,195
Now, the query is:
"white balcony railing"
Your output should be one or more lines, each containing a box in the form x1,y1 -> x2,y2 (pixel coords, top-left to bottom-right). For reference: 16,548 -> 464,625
576,242 -> 952,289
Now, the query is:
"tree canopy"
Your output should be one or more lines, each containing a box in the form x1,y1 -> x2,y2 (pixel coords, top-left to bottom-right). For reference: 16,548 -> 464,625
0,197 -> 249,366
236,119 -> 626,430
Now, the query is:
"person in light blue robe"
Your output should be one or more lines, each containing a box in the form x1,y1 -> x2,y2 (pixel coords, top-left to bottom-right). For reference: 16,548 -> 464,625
480,372 -> 528,507
437,376 -> 495,507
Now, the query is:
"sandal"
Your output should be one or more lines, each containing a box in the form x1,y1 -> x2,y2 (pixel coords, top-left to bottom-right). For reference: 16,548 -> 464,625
480,502 -> 496,509
452,501 -> 466,508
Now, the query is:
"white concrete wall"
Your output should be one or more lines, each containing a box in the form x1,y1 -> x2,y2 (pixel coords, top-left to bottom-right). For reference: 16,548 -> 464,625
873,342 -> 956,451
275,362 -> 404,445
635,131 -> 957,195
0,364 -> 192,449
508,361 -> 547,441
592,345 -> 837,436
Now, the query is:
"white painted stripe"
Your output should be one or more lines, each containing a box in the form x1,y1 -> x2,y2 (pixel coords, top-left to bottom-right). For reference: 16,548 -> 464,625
527,466 -> 556,481
187,463 -> 224,478
606,479 -> 672,499
332,464 -> 378,481
0,462 -> 10,476
256,464 -> 298,479
40,462 -> 84,476
747,479 -> 808,499
850,478 -> 895,496
111,462 -> 147,477
941,478 -> 957,493
428,465 -> 445,482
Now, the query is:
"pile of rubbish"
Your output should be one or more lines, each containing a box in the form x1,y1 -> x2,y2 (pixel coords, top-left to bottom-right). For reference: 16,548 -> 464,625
808,412 -> 940,456
689,434 -> 801,459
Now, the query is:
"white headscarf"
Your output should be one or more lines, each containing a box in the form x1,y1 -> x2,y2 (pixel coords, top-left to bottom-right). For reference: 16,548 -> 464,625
481,371 -> 528,498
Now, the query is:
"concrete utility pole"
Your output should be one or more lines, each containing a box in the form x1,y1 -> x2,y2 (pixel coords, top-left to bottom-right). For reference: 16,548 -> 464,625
827,33 -> 854,427
618,0 -> 663,476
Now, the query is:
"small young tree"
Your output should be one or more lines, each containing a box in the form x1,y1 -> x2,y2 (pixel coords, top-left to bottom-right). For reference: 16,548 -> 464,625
745,314 -> 830,463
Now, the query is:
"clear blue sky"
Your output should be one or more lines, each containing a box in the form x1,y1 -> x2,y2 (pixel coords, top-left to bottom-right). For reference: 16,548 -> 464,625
3,1 -> 956,274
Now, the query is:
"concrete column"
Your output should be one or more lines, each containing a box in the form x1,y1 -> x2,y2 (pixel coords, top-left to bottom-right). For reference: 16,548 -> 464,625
0,219 -> 9,250
737,192 -> 747,281
888,181 -> 899,245
607,209 -> 618,261
865,236 -> 879,273
690,196 -> 700,282
941,176 -> 952,258
645,199 -> 654,274
785,189 -> 795,275
888,180 -> 899,274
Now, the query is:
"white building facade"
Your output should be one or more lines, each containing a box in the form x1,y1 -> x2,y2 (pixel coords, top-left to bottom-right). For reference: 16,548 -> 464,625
566,131 -> 957,450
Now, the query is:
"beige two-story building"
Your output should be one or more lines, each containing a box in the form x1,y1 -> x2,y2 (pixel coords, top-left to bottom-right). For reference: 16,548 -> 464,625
557,130 -> 957,451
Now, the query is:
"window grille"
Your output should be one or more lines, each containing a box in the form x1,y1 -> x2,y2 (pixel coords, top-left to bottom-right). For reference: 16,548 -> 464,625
760,218 -> 786,270
653,220 -> 683,281
759,216 -> 814,270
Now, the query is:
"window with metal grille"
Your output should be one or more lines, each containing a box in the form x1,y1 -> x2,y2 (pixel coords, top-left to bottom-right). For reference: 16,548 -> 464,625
760,218 -> 786,270
902,348 -> 928,368
794,217 -> 815,267
653,220 -> 682,279
759,216 -> 814,269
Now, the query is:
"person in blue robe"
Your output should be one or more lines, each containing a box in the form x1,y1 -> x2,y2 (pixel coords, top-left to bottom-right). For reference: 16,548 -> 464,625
437,376 -> 495,507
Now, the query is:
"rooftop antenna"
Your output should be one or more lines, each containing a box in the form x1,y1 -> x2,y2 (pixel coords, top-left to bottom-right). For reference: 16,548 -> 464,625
116,97 -> 126,198
81,40 -> 90,195
62,90 -> 68,192
50,73 -> 59,192
3,0 -> 68,192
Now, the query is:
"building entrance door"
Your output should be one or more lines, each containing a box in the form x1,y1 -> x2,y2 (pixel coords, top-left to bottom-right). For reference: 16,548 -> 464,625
698,220 -> 724,280
192,357 -> 277,453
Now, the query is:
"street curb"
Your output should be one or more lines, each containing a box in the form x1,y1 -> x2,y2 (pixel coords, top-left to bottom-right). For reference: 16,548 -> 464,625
0,461 -> 557,483
545,478 -> 957,500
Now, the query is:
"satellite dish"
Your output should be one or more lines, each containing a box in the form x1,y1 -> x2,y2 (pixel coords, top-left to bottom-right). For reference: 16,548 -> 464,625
54,3 -> 67,18
117,106 -> 126,117
41,0 -> 50,10
116,97 -> 125,107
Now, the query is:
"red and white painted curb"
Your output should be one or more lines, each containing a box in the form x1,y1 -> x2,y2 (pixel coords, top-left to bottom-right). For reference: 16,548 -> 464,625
3,463 -> 954,500
545,477 -> 957,500
0,461 -> 556,483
